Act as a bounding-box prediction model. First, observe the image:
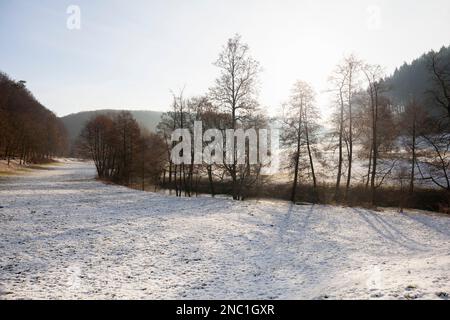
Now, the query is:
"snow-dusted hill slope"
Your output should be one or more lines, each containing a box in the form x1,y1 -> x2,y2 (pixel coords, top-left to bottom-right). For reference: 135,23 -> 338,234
0,161 -> 449,299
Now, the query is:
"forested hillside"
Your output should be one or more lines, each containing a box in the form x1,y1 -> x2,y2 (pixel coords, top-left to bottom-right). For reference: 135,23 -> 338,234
385,45 -> 450,118
0,71 -> 68,164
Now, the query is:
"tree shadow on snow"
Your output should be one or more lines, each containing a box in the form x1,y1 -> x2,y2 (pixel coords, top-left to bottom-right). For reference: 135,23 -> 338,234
401,211 -> 450,237
351,207 -> 429,252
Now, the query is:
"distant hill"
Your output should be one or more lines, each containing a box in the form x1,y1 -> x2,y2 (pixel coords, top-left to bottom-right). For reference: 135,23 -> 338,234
61,109 -> 163,147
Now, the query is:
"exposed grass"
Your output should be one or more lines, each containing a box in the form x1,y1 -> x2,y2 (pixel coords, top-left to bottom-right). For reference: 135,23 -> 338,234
0,159 -> 61,176
0,168 -> 31,177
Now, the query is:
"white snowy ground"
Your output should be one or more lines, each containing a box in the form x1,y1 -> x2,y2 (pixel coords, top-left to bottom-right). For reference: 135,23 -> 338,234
0,160 -> 449,300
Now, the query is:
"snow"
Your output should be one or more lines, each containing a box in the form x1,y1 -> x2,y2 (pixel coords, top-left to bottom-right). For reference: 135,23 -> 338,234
0,160 -> 449,299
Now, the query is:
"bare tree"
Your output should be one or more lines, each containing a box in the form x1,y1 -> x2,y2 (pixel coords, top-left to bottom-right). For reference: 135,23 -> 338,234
343,56 -> 362,197
303,96 -> 320,191
416,120 -> 450,191
281,80 -> 317,202
329,63 -> 347,200
362,63 -> 384,204
209,34 -> 261,200
328,55 -> 362,200
400,99 -> 427,193
78,115 -> 115,178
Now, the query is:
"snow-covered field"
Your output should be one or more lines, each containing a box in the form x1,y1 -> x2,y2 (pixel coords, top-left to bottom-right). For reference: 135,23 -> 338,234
0,160 -> 449,299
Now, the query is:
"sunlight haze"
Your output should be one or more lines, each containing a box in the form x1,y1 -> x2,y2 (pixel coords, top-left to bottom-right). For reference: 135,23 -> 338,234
1,0 -> 449,118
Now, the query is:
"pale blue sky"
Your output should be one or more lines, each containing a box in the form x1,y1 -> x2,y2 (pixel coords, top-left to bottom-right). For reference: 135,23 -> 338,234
1,0 -> 449,117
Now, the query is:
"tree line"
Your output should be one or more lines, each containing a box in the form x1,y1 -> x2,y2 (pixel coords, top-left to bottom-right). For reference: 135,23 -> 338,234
77,111 -> 166,190
323,52 -> 449,209
155,35 -> 449,211
0,71 -> 68,164
78,36 -> 449,212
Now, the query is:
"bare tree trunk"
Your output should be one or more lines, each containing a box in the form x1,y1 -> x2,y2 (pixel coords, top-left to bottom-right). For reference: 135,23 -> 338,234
304,114 -> 317,189
334,88 -> 345,201
174,164 -> 179,196
207,165 -> 215,197
141,157 -> 145,191
291,109 -> 302,203
231,107 -> 239,200
365,146 -> 372,189
409,112 -> 417,194
188,162 -> 194,197
345,73 -> 353,197
370,88 -> 378,205
291,151 -> 300,203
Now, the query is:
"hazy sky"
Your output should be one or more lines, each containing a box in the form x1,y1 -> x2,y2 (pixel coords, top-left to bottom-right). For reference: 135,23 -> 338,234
1,0 -> 449,118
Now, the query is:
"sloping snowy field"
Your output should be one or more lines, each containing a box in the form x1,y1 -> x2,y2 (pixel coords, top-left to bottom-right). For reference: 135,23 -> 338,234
0,160 -> 449,299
